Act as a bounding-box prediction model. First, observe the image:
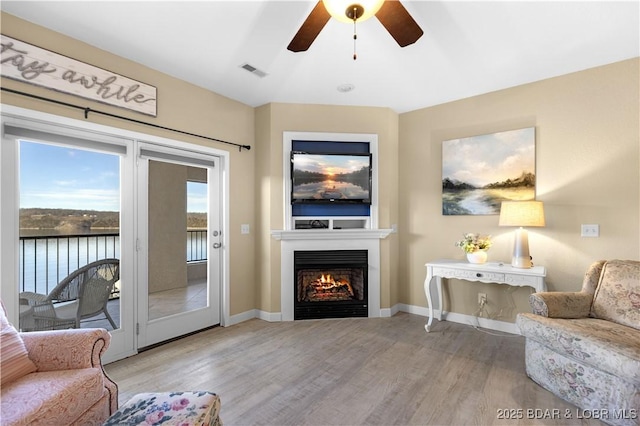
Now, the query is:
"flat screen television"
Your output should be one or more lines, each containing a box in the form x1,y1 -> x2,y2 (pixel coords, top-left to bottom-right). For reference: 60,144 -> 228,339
291,151 -> 372,204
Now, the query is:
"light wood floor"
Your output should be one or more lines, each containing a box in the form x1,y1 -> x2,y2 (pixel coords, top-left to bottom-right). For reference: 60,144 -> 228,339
104,314 -> 603,426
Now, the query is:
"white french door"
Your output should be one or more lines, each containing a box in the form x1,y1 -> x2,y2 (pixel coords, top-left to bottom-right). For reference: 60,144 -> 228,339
1,106 -> 227,362
135,143 -> 221,348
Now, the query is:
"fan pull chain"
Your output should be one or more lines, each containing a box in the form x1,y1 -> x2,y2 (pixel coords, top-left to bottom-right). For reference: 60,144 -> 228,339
352,12 -> 358,60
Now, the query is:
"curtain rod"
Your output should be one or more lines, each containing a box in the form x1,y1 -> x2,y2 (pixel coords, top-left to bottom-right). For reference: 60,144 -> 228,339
1,87 -> 251,152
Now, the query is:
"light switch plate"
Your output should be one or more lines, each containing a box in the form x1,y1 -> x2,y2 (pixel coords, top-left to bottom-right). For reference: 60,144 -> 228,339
241,224 -> 250,234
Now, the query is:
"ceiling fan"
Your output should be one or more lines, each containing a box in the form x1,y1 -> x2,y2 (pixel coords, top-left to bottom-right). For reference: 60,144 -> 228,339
287,0 -> 424,55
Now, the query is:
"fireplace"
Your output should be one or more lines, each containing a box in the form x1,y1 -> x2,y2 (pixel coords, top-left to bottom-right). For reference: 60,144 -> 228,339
294,250 -> 368,320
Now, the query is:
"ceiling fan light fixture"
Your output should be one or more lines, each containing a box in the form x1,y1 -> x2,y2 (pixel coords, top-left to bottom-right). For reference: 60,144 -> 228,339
322,0 -> 384,23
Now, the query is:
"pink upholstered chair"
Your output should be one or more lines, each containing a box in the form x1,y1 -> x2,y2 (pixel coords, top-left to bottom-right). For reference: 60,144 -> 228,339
0,299 -> 118,425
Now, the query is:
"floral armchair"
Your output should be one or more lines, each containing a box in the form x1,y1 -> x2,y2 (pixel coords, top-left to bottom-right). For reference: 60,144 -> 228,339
516,260 -> 640,426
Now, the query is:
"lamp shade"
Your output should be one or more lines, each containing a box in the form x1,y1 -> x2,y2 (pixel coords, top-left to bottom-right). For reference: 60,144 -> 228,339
322,0 -> 384,23
499,201 -> 545,227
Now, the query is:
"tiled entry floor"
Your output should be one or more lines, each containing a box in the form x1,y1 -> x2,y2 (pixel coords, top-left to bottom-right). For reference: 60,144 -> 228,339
82,280 -> 207,330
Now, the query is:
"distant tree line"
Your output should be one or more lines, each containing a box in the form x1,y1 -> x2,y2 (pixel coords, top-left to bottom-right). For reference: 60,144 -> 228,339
484,171 -> 535,188
443,171 -> 535,190
187,213 -> 207,228
20,208 -> 207,230
442,178 -> 476,190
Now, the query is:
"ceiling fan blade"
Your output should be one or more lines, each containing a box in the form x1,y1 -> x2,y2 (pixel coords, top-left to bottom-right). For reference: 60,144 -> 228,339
287,1 -> 331,52
376,0 -> 424,47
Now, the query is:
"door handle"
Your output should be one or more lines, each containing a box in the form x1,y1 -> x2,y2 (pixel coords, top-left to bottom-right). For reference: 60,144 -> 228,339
213,242 -> 222,249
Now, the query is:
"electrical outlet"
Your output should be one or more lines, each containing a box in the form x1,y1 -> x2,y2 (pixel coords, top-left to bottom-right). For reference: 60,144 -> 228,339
478,293 -> 487,305
581,224 -> 599,237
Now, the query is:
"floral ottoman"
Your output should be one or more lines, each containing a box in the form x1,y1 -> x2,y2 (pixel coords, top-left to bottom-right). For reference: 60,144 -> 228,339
103,391 -> 222,426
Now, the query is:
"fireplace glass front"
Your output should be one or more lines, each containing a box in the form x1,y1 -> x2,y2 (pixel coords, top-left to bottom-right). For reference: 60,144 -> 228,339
294,250 -> 368,320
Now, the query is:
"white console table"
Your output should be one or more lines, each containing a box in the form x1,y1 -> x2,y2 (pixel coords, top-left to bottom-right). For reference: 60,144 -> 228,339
423,259 -> 546,332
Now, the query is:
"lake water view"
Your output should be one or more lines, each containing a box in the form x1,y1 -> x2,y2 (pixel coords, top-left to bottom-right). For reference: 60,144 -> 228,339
442,187 -> 535,215
293,179 -> 368,200
19,229 -> 206,294
19,231 -> 121,294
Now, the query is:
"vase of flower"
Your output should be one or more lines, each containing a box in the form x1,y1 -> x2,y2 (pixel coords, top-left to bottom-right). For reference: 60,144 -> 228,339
455,233 -> 492,264
466,250 -> 488,264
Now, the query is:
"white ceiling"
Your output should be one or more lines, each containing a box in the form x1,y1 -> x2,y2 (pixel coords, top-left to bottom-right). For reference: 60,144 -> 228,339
2,1 -> 639,113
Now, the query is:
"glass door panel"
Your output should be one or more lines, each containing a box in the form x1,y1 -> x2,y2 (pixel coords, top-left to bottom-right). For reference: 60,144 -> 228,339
18,140 -> 122,332
147,161 -> 208,320
137,145 -> 220,348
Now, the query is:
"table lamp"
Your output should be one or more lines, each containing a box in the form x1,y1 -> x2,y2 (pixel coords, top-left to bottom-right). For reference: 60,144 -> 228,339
499,201 -> 545,268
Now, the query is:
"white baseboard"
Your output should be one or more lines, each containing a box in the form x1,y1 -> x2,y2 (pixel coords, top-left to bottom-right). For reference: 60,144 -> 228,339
394,303 -> 519,335
396,303 -> 431,317
228,308 -> 394,324
227,305 -> 519,334
379,306 -> 395,317
443,311 -> 519,334
258,310 -> 282,322
226,309 -> 282,326
226,309 -> 258,326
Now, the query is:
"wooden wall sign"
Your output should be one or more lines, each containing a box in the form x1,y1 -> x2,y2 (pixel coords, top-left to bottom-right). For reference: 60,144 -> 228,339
1,35 -> 157,117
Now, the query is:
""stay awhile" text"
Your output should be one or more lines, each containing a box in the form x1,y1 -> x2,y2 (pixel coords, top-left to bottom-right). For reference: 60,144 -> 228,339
1,40 -> 156,106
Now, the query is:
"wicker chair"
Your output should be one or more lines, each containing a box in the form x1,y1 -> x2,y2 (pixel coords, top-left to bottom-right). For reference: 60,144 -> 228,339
20,258 -> 120,331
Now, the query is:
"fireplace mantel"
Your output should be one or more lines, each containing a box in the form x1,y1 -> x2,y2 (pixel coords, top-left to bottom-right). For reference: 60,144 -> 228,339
273,230 -> 391,321
271,229 -> 393,241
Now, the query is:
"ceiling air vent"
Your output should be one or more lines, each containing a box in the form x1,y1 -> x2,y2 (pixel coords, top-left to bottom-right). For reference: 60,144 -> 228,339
240,63 -> 268,78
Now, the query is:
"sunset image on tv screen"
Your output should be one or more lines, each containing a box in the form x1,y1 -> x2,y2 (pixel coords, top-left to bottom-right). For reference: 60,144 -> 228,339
292,154 -> 370,202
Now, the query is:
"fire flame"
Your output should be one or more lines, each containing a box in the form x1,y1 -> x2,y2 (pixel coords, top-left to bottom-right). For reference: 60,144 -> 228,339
318,274 -> 339,290
302,272 -> 355,301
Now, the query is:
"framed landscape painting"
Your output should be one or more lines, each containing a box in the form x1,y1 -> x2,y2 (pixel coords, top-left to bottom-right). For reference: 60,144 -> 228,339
442,127 -> 536,215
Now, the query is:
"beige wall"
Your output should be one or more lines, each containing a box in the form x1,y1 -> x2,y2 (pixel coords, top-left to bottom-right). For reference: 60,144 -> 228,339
3,12 -> 638,324
1,13 -> 257,317
399,58 -> 640,321
254,103 -> 401,313
148,161 -> 187,293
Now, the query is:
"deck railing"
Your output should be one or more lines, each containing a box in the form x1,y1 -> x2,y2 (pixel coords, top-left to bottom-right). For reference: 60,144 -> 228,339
187,229 -> 207,262
19,233 -> 120,294
19,230 -> 207,294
